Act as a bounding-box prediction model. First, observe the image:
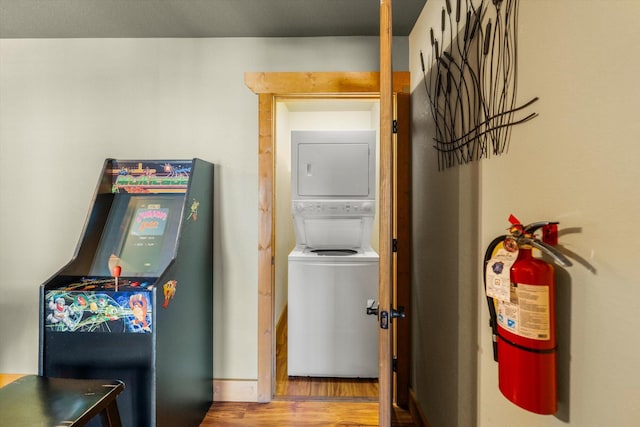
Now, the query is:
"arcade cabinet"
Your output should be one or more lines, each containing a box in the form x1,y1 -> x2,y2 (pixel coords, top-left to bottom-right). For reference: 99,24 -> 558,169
39,159 -> 214,427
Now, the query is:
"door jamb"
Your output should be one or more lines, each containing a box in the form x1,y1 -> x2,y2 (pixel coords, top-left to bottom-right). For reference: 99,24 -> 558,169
244,71 -> 410,403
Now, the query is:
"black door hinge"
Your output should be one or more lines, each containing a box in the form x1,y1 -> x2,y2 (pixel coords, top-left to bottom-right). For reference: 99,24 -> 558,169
392,120 -> 398,134
393,357 -> 398,373
392,238 -> 398,253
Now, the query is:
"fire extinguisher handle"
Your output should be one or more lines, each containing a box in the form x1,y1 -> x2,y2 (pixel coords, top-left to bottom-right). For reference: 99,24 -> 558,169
520,237 -> 573,267
492,333 -> 499,363
523,221 -> 559,234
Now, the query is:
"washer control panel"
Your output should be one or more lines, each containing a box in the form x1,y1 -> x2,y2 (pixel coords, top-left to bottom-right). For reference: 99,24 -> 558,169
292,200 -> 375,216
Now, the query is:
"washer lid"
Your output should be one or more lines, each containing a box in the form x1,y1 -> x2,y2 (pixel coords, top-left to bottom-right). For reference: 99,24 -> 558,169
288,246 -> 379,262
310,249 -> 358,256
296,218 -> 365,249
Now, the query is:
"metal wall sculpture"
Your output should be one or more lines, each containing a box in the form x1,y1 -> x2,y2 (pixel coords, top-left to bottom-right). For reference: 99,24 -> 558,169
420,0 -> 537,170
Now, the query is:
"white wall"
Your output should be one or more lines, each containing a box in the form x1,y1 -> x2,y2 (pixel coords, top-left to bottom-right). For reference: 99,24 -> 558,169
0,37 -> 408,380
410,0 -> 640,426
274,101 -> 294,322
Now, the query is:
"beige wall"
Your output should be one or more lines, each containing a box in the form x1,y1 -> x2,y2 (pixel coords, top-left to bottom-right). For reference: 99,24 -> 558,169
410,0 -> 640,426
0,37 -> 409,381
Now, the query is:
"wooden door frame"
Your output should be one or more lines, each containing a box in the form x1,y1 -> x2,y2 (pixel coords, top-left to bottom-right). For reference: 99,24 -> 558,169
394,92 -> 412,409
244,71 -> 409,403
379,2 -> 394,424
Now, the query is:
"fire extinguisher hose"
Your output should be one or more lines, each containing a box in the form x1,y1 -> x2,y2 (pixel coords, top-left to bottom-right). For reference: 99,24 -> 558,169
483,235 -> 507,362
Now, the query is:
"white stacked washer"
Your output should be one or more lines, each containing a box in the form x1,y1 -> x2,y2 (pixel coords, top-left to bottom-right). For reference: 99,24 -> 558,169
288,130 -> 379,378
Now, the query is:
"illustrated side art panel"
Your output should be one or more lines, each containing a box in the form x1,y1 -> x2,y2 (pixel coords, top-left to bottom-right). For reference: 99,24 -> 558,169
45,289 -> 153,333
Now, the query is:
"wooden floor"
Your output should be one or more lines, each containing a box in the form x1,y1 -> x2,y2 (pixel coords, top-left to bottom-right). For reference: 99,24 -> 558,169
202,312 -> 415,426
274,309 -> 378,400
202,401 -> 415,426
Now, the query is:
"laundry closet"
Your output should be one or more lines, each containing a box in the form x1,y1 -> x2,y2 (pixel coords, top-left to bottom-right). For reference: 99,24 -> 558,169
274,99 -> 380,380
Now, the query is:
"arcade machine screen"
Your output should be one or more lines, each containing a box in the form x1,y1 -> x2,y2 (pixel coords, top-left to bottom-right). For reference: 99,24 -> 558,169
90,194 -> 183,278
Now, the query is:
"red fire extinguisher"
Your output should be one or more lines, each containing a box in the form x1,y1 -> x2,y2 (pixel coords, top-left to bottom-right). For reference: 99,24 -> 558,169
484,215 -> 571,414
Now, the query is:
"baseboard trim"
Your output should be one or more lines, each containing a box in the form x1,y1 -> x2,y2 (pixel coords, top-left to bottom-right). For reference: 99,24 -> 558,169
213,379 -> 259,402
409,388 -> 431,427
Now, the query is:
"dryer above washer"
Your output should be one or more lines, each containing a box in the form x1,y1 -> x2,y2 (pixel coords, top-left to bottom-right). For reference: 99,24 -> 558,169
291,130 -> 376,201
290,130 -> 377,250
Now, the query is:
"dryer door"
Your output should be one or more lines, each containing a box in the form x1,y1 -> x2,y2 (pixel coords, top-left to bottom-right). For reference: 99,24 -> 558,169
291,129 -> 376,199
297,143 -> 370,197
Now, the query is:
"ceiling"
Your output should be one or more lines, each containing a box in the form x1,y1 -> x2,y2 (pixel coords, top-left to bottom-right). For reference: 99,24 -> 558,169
0,0 -> 426,39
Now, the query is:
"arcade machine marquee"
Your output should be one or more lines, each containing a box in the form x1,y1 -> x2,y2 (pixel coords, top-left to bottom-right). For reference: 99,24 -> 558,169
39,159 -> 214,427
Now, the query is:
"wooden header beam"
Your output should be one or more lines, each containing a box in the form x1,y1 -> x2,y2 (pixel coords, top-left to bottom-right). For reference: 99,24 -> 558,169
245,71 -> 409,94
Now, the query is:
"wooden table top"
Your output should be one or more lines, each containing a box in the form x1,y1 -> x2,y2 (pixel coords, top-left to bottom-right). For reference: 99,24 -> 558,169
0,374 -> 124,426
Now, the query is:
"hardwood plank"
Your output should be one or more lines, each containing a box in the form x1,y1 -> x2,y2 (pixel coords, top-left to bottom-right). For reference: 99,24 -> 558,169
202,401 -> 415,426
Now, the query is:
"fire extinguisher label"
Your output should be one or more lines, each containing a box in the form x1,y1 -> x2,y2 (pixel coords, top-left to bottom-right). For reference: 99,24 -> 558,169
497,283 -> 550,340
486,247 -> 518,303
